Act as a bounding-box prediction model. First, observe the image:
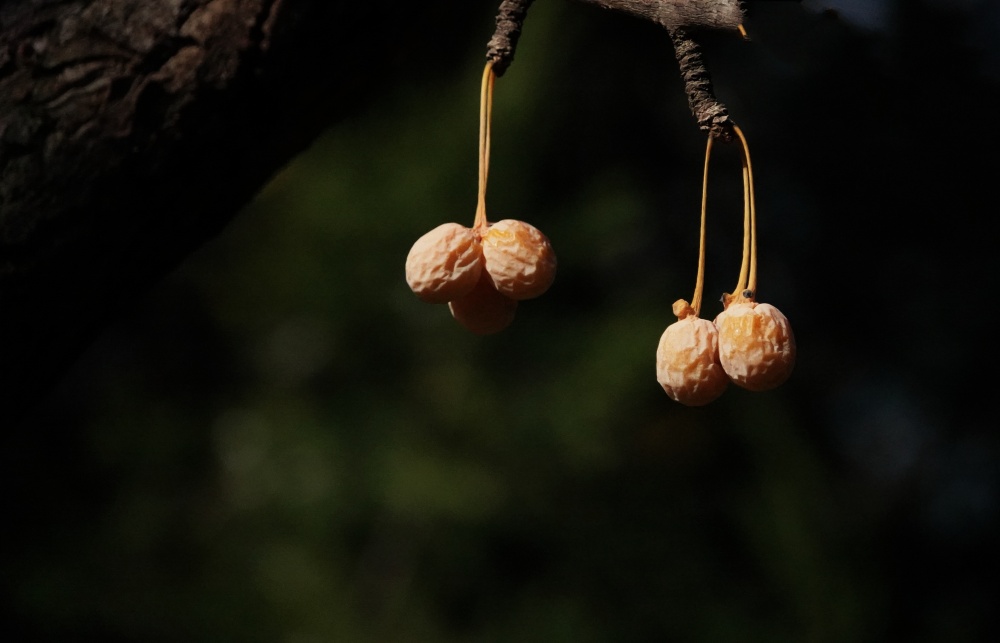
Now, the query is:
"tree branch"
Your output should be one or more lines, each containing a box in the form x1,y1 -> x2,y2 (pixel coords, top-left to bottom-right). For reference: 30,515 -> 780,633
486,0 -> 537,77
575,0 -> 744,30
487,0 -> 740,137
667,26 -> 733,139
0,0 -> 481,424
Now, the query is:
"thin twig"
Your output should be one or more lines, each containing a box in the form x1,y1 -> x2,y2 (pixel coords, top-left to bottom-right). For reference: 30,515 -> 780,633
667,26 -> 734,140
486,0 -> 536,77
485,0 -> 739,138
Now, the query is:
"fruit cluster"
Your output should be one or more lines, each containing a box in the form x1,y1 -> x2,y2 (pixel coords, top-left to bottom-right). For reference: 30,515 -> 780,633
403,62 -> 794,403
655,127 -> 795,406
405,218 -> 556,334
405,61 -> 557,334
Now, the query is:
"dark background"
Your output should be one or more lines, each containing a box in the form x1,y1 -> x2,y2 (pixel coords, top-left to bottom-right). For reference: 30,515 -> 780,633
5,1 -> 998,641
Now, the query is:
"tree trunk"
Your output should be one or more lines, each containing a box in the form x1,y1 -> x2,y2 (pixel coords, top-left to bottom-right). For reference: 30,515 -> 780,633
0,0 -> 482,424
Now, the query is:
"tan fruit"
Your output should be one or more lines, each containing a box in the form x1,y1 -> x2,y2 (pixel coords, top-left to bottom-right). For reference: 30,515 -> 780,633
448,271 -> 517,335
715,300 -> 795,391
656,300 -> 729,406
405,223 -> 483,303
481,219 -> 557,300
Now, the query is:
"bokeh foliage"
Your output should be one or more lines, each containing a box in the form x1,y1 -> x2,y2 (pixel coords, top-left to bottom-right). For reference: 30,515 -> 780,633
6,1 -> 999,641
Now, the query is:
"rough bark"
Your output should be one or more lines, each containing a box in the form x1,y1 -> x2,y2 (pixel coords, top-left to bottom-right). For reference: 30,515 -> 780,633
575,0 -> 743,30
667,25 -> 733,138
0,0 -> 480,424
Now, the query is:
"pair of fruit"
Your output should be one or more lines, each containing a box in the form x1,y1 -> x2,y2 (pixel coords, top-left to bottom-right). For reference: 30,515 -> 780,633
405,61 -> 557,334
656,127 -> 795,406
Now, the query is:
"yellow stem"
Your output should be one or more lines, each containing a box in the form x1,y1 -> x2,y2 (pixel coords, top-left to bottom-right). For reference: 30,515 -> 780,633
733,137 -> 750,295
474,61 -> 495,231
692,135 -> 712,318
733,125 -> 757,294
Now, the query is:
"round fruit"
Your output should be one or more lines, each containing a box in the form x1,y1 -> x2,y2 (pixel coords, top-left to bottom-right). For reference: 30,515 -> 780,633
481,219 -> 556,300
715,300 -> 795,391
405,223 -> 483,303
656,300 -> 729,406
448,271 -> 517,335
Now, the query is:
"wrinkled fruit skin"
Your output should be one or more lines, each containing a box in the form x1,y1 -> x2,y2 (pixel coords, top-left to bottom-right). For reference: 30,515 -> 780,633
405,223 -> 483,303
481,219 -> 557,300
715,302 -> 795,392
448,271 -> 517,335
656,316 -> 729,406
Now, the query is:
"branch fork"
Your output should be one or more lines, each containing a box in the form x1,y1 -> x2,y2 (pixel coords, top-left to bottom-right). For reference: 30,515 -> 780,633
486,0 -> 744,139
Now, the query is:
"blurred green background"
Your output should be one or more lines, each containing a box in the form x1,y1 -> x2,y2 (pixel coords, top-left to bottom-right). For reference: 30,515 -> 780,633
5,1 -> 999,641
